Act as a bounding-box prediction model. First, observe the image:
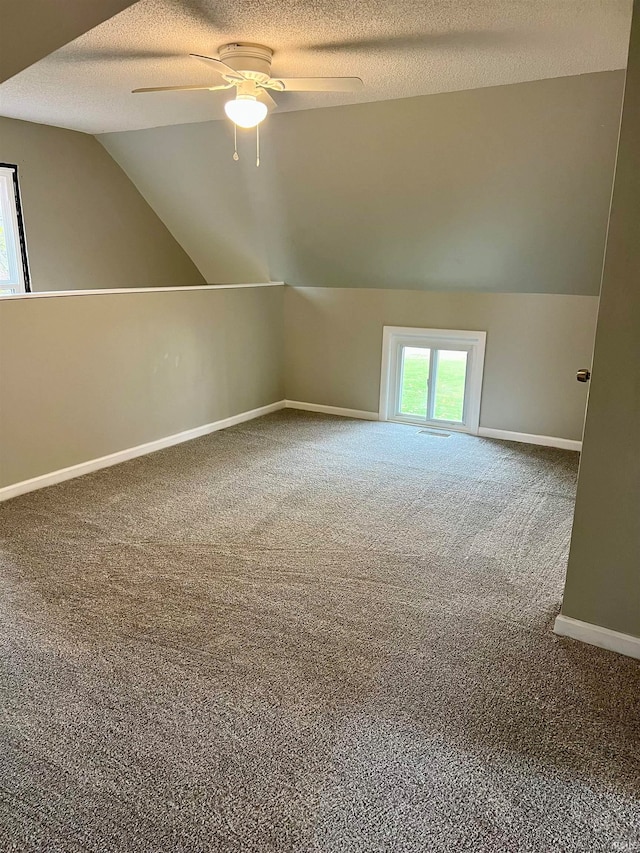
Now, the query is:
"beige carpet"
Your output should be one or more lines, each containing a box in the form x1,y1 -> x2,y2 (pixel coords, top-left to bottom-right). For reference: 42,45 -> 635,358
1,410 -> 638,852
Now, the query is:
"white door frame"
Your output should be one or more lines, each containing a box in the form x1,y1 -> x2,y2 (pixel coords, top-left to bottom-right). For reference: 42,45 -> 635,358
379,326 -> 487,434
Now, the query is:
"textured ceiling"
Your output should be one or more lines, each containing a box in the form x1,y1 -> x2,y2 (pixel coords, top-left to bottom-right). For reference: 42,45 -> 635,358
0,0 -> 633,134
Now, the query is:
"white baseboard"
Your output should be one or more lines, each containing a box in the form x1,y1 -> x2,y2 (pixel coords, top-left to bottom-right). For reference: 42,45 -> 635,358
284,407 -> 581,446
478,427 -> 582,452
554,614 -> 640,660
0,400 -> 584,502
0,400 -> 286,502
285,400 -> 379,421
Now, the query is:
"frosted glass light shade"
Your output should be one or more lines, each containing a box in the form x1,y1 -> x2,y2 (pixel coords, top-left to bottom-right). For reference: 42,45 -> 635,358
224,95 -> 268,128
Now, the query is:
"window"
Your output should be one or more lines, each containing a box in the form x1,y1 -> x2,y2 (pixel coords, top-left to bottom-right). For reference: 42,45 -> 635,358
0,164 -> 30,295
379,327 -> 487,434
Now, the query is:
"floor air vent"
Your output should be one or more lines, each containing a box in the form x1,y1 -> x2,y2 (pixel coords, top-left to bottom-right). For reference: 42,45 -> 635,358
418,429 -> 451,437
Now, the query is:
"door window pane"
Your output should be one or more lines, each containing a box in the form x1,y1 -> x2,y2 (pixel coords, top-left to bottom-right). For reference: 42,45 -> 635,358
399,346 -> 430,418
433,349 -> 467,422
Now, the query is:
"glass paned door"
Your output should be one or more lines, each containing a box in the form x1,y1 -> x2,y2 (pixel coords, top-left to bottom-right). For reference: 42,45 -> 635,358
433,350 -> 468,422
380,327 -> 486,434
399,346 -> 430,418
397,345 -> 469,425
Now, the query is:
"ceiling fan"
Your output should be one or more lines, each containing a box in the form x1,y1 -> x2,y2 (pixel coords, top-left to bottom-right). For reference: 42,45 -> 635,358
132,43 -> 364,129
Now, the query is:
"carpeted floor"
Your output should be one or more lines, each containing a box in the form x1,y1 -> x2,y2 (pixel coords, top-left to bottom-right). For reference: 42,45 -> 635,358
0,410 -> 638,852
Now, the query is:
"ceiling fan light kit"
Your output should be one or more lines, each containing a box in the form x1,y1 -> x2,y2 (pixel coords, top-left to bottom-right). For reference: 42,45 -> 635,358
132,43 -> 364,165
224,91 -> 268,129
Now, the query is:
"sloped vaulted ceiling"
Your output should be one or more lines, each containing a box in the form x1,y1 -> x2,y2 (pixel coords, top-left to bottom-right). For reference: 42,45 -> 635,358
0,0 -> 633,133
0,1 -> 633,292
0,0 -> 138,83
100,70 -> 626,293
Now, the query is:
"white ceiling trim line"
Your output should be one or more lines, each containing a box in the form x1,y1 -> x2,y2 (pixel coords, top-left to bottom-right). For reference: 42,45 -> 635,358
1,282 -> 284,300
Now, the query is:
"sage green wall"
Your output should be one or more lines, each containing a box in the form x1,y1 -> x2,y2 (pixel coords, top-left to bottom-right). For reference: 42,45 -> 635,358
284,288 -> 598,440
0,117 -> 205,292
0,286 -> 284,488
561,2 -> 640,638
100,71 -> 624,294
100,119 -> 271,285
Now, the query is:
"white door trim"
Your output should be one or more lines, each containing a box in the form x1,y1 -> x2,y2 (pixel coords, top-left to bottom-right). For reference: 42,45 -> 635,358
379,326 -> 487,434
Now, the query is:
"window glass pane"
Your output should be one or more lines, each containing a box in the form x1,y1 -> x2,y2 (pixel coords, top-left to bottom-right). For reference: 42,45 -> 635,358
433,349 -> 467,422
0,176 -> 14,285
399,346 -> 430,418
0,173 -> 21,293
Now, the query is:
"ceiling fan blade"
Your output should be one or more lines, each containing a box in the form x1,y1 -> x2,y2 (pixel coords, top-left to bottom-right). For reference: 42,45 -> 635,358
257,89 -> 278,110
189,53 -> 245,82
132,83 -> 234,93
274,77 -> 363,93
261,78 -> 285,92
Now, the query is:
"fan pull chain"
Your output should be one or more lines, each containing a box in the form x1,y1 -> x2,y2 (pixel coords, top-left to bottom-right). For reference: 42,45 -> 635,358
233,124 -> 239,161
256,124 -> 260,167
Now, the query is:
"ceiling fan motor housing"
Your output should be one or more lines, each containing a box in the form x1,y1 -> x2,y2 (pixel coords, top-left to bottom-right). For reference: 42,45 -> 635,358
218,43 -> 274,84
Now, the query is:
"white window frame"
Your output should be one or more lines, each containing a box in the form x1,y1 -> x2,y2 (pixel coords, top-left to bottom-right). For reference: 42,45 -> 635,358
379,326 -> 487,434
0,163 -> 30,296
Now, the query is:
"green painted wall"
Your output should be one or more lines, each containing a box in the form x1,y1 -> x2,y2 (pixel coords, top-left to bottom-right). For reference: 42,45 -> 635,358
0,286 -> 284,487
0,117 -> 205,292
561,2 -> 640,639
284,288 -> 598,440
101,71 -> 624,294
